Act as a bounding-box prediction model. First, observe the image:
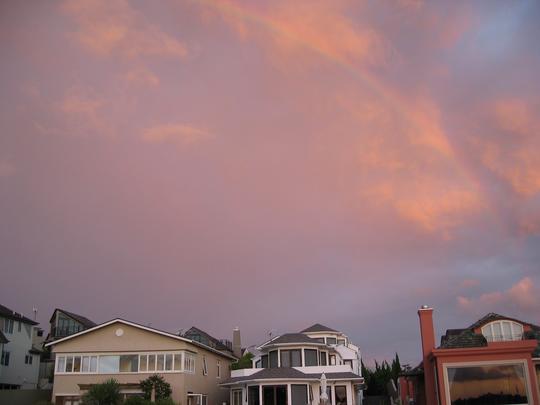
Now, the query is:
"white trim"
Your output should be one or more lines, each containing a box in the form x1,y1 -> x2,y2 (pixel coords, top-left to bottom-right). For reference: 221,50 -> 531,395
45,318 -> 236,360
442,359 -> 533,405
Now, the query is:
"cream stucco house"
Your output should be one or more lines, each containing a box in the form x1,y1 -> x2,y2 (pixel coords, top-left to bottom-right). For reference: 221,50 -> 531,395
45,318 -> 236,405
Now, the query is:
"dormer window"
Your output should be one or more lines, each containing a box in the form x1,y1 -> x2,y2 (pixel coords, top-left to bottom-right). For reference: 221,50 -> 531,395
481,320 -> 523,342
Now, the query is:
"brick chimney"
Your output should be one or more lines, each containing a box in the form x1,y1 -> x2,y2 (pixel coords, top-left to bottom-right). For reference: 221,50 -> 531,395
418,306 -> 438,405
232,327 -> 242,358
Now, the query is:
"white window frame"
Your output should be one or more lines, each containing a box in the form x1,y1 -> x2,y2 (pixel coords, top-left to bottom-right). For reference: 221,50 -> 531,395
202,356 -> 208,376
442,359 -> 533,405
54,351 -> 190,375
481,320 -> 524,342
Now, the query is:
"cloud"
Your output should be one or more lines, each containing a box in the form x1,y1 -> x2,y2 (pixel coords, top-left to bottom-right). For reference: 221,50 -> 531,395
461,279 -> 480,288
202,0 -> 388,71
142,124 -> 211,145
472,98 -> 540,196
457,277 -> 540,315
62,0 -> 187,59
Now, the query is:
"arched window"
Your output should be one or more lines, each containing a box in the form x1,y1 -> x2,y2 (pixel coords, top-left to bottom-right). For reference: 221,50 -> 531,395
481,320 -> 523,342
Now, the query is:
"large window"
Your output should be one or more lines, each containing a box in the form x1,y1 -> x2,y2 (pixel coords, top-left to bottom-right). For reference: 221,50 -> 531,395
481,321 -> 524,342
261,355 -> 268,368
188,394 -> 208,405
446,363 -> 529,405
232,390 -> 242,405
263,385 -> 287,405
56,351 -> 191,374
280,350 -> 301,367
304,349 -> 318,366
335,386 -> 347,405
291,385 -> 308,405
249,386 -> 260,405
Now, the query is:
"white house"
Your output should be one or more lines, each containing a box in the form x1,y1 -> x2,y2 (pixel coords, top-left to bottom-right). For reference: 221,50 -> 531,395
0,303 -> 41,389
221,324 -> 365,405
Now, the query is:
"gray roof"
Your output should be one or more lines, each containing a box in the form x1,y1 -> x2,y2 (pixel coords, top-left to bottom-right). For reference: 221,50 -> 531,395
220,367 -> 363,385
0,303 -> 38,325
263,333 -> 324,346
0,331 -> 8,344
301,324 -> 338,333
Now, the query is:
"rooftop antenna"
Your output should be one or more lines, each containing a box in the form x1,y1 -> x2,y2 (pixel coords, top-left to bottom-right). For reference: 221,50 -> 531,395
33,306 -> 38,321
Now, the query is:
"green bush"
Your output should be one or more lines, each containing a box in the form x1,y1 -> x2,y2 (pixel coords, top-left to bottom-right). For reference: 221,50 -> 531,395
139,374 -> 172,401
155,398 -> 177,405
82,378 -> 122,405
231,352 -> 253,370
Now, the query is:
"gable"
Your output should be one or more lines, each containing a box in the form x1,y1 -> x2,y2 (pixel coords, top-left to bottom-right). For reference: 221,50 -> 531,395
51,321 -> 191,354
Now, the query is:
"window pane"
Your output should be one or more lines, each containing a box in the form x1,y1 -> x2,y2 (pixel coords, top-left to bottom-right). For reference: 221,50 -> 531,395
269,351 -> 278,368
66,356 -> 74,372
100,355 -> 120,373
330,355 -> 336,365
73,356 -> 81,372
120,355 -> 138,372
280,350 -> 291,367
202,396 -> 207,405
90,356 -> 97,372
304,349 -> 318,366
313,338 -> 325,344
291,350 -> 301,367
233,390 -> 242,405
447,364 -> 528,405
140,355 -> 148,372
165,354 -> 173,371
148,355 -> 156,371
492,322 -> 502,341
261,355 -> 268,368
157,354 -> 165,371
337,339 -> 346,345
292,385 -> 308,405
82,357 -> 90,372
326,337 -> 337,345
57,356 -> 66,372
174,354 -> 182,371
502,322 -> 512,340
248,386 -> 260,405
335,386 -> 347,405
320,352 -> 327,366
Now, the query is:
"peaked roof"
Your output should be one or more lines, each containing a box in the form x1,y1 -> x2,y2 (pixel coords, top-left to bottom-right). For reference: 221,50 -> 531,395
0,303 -> 38,325
467,312 -> 537,330
300,323 -> 338,333
45,318 -> 237,360
261,333 -> 325,347
50,308 -> 96,329
182,326 -> 232,352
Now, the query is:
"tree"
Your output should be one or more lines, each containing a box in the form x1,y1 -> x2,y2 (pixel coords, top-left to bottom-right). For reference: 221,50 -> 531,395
231,352 -> 253,370
362,355 -> 403,397
81,379 -> 121,405
140,374 -> 172,401
390,353 -> 402,385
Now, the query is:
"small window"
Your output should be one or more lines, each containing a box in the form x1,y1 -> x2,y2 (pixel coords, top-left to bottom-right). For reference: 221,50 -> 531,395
1,351 -> 10,366
261,355 -> 268,368
320,352 -> 327,366
18,322 -> 22,332
232,390 -> 242,405
157,354 -> 165,371
326,337 -> 337,345
344,360 -> 353,369
73,356 -> 81,372
139,355 -> 148,372
313,338 -> 325,344
65,356 -> 74,373
481,320 -> 524,342
202,356 -> 208,375
165,354 -> 173,371
255,359 -> 261,368
217,360 -> 221,378
174,354 -> 183,371
25,354 -> 33,365
329,355 -> 336,365
56,356 -> 66,372
3,319 -> 14,334
337,339 -> 346,346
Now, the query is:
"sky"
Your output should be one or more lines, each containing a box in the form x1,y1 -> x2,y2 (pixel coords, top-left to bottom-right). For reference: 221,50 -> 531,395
1,0 -> 540,366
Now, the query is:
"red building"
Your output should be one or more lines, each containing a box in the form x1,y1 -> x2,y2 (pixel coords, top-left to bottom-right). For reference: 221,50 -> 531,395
399,307 -> 540,405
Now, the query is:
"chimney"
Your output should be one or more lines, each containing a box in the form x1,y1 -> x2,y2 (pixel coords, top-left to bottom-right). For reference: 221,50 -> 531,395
418,306 -> 438,405
232,327 -> 242,358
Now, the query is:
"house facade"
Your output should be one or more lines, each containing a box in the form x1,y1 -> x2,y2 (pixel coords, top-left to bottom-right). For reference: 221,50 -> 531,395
221,324 -> 365,405
400,307 -> 540,405
46,318 -> 236,405
0,303 -> 41,389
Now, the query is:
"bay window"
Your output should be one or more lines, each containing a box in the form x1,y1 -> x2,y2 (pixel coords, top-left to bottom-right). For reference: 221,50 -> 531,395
304,349 -> 318,366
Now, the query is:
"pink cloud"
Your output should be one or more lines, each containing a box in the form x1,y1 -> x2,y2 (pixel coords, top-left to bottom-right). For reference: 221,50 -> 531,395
457,277 -> 540,315
142,124 -> 211,145
62,0 -> 187,59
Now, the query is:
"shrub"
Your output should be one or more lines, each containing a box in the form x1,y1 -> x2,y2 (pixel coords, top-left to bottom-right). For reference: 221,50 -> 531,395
139,374 -> 172,401
155,398 -> 177,405
123,397 -> 150,405
82,378 -> 121,405
231,353 -> 253,370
